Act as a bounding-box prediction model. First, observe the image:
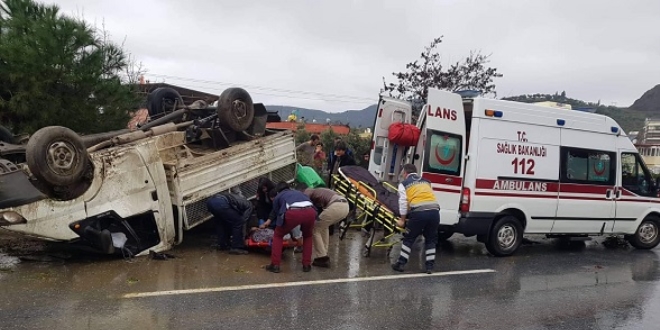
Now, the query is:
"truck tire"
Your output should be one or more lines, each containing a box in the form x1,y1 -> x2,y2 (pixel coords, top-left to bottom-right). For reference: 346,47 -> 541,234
485,215 -> 523,257
627,217 -> 660,250
147,87 -> 184,116
217,87 -> 254,132
26,126 -> 89,187
0,125 -> 16,144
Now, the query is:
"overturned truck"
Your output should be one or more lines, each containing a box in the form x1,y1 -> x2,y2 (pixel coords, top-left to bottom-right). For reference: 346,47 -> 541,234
0,87 -> 297,256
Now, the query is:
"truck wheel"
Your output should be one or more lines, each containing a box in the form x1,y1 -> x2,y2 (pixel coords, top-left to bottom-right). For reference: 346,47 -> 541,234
26,126 -> 89,187
217,87 -> 254,132
485,215 -> 523,257
627,218 -> 660,250
147,87 -> 184,116
0,125 -> 17,144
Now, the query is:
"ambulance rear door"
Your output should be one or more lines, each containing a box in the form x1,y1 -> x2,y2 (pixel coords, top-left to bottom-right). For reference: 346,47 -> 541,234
368,96 -> 412,182
421,88 -> 467,225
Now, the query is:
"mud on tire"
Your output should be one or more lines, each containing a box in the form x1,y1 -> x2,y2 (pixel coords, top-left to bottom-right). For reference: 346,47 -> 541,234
26,126 -> 90,189
217,87 -> 255,132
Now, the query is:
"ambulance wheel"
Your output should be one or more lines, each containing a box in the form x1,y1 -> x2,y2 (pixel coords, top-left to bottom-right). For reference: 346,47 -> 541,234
438,229 -> 454,241
485,215 -> 523,257
627,218 -> 660,250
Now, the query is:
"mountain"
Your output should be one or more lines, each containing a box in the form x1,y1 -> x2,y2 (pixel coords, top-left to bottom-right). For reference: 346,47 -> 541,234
265,104 -> 377,129
502,92 -> 646,133
266,85 -> 660,133
629,84 -> 660,114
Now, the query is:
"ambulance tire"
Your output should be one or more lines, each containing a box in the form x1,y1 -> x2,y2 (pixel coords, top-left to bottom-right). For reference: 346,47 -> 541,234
437,229 -> 454,241
485,215 -> 523,257
627,217 -> 660,250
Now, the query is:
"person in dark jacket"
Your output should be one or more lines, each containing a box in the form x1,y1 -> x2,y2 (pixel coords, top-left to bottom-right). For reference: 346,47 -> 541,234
206,188 -> 253,255
327,137 -> 354,169
327,141 -> 356,188
255,177 -> 276,223
261,182 -> 317,273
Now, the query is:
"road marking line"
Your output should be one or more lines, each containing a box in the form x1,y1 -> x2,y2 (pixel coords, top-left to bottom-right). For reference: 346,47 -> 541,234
121,268 -> 495,299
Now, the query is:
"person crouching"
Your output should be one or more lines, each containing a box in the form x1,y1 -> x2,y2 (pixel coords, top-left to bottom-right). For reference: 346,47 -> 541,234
262,182 -> 317,273
206,188 -> 252,255
298,183 -> 350,268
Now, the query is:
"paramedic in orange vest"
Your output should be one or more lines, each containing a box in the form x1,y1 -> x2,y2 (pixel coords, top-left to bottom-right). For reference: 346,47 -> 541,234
392,163 -> 440,274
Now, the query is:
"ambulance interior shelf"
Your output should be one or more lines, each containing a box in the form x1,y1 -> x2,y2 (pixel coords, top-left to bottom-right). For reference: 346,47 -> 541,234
331,166 -> 404,257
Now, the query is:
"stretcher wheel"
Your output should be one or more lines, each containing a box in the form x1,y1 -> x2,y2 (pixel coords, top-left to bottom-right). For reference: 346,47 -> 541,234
362,247 -> 371,257
339,219 -> 351,240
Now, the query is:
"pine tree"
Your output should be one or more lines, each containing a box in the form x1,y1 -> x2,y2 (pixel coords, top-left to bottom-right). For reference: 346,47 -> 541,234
0,0 -> 142,134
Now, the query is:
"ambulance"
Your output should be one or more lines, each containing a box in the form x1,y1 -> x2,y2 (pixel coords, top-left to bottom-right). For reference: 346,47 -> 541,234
369,88 -> 660,256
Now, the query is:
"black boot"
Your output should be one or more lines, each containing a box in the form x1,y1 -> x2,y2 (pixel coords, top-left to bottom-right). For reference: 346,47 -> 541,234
312,256 -> 330,268
391,262 -> 405,272
265,264 -> 280,273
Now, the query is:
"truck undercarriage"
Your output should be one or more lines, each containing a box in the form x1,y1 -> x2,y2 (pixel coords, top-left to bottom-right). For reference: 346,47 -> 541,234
0,87 -> 297,256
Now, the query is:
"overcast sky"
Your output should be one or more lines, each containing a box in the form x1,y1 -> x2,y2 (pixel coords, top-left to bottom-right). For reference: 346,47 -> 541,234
45,0 -> 660,112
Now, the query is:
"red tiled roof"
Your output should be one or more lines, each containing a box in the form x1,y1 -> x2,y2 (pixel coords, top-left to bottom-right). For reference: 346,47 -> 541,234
266,122 -> 350,135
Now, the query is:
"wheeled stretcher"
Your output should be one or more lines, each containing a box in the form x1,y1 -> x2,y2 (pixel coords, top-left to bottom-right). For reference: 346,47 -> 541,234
331,166 -> 404,257
245,228 -> 303,249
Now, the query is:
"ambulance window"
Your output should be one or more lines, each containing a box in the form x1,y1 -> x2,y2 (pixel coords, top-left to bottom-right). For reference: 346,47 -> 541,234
621,153 -> 655,197
561,147 -> 615,185
373,137 -> 386,165
423,130 -> 462,176
380,109 -> 406,130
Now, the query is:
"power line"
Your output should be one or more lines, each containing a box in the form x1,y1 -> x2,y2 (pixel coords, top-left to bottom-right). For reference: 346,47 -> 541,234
141,73 -> 377,103
125,76 -> 376,105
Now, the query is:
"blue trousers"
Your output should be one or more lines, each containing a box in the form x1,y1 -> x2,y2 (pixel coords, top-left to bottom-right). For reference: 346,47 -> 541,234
207,196 -> 247,249
398,209 -> 439,269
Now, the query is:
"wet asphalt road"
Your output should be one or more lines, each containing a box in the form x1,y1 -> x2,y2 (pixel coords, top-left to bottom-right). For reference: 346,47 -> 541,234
1,225 -> 660,330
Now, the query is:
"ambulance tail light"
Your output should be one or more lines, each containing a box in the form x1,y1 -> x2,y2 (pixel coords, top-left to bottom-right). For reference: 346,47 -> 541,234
460,187 -> 471,212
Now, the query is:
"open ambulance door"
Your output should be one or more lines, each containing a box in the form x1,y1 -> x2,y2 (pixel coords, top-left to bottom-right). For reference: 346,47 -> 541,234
368,96 -> 412,183
420,88 -> 467,225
